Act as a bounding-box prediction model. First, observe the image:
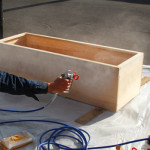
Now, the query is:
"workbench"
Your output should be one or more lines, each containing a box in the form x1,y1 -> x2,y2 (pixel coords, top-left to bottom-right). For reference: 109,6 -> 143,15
0,65 -> 149,150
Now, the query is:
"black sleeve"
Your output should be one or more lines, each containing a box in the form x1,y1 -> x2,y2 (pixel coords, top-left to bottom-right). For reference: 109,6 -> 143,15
0,70 -> 48,99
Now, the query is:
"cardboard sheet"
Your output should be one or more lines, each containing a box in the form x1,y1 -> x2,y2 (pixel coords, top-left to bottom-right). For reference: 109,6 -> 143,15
0,66 -> 150,150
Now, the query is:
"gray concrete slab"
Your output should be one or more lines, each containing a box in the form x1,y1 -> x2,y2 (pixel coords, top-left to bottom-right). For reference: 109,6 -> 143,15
2,0 -> 150,64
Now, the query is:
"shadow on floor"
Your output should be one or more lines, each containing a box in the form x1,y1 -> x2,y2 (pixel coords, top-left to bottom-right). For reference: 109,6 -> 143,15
108,0 -> 150,5
3,0 -> 69,12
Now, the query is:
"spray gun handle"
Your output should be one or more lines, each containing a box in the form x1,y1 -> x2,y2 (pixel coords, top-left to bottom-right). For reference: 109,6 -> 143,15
61,70 -> 79,93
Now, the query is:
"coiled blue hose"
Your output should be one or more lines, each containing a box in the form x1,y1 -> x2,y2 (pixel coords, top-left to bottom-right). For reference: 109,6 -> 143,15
0,119 -> 149,150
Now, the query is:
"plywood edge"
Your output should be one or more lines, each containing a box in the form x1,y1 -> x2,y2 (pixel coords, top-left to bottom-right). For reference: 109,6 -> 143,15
0,33 -> 27,42
114,67 -> 120,112
116,53 -> 143,111
0,42 -> 119,68
118,52 -> 144,68
25,32 -> 139,55
0,32 -> 27,43
1,32 -> 139,67
1,32 -> 140,56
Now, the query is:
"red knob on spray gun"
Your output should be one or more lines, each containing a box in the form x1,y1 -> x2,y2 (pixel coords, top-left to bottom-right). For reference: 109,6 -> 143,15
61,70 -> 79,93
72,72 -> 79,80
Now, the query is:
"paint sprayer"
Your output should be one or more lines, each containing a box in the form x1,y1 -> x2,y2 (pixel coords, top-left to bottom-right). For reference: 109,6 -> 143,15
61,70 -> 79,93
45,70 -> 79,106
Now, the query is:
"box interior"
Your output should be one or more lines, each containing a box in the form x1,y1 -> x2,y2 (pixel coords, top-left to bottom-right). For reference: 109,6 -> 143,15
3,33 -> 136,66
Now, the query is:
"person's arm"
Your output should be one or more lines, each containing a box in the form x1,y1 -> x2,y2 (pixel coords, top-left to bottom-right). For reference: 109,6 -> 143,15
0,70 -> 71,96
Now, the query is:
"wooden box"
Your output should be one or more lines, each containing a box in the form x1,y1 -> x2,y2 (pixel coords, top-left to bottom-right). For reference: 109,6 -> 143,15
0,33 -> 144,112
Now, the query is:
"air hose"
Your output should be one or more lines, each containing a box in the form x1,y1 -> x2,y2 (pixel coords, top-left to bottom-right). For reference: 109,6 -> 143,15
0,93 -> 58,113
0,119 -> 149,150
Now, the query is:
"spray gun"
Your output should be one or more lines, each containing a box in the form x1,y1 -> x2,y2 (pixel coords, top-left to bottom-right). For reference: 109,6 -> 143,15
61,70 -> 79,93
45,70 -> 79,107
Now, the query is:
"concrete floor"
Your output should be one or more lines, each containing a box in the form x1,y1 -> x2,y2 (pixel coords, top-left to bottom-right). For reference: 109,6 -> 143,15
2,0 -> 150,64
